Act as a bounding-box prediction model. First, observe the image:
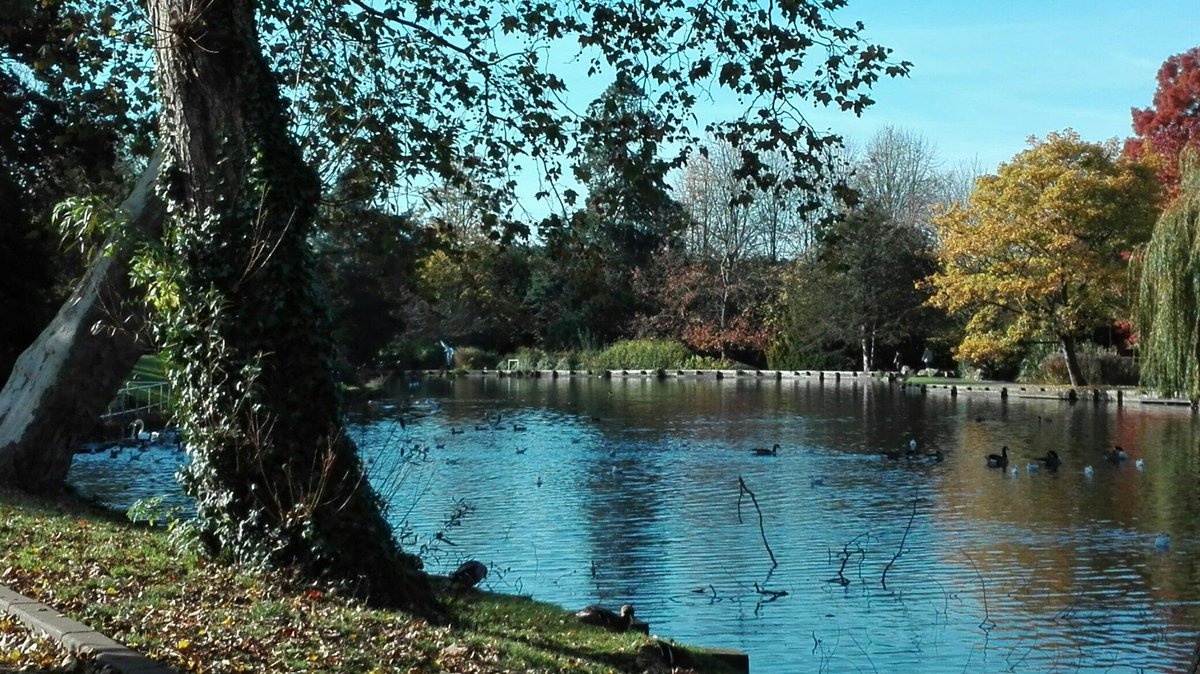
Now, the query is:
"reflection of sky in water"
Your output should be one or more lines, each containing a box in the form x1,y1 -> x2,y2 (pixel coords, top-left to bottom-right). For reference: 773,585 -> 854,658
70,377 -> 1200,673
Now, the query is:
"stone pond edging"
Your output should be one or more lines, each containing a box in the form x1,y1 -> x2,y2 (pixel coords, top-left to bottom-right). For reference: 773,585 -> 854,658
0,583 -> 178,674
413,368 -> 1197,408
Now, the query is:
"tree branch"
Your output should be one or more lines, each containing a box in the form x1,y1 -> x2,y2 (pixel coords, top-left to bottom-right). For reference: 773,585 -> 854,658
737,476 -> 777,568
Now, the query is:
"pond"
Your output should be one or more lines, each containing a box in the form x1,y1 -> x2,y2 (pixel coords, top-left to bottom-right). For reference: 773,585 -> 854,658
69,376 -> 1200,673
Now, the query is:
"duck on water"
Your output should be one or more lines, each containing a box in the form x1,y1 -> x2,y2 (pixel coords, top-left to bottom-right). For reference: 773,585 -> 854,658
987,446 -> 1009,468
1038,450 -> 1062,470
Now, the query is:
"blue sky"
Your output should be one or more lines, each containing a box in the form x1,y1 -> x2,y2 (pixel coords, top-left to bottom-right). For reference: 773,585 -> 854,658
802,1 -> 1198,171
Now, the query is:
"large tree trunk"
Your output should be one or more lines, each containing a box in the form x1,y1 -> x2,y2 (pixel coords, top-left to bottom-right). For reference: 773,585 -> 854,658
0,159 -> 161,490
1061,334 -> 1087,387
148,0 -> 429,610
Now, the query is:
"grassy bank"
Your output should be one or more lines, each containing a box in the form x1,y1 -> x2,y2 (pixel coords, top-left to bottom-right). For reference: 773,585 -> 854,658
0,490 -> 734,673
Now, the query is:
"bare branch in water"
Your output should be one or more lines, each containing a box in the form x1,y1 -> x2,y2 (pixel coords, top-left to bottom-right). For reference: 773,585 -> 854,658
963,550 -> 997,632
737,476 -> 778,568
754,582 -> 789,600
829,532 -> 868,586
882,491 -> 919,590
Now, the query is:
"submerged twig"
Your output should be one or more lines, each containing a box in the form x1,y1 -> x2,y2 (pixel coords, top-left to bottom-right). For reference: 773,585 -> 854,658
737,476 -> 778,568
962,550 -> 996,632
753,582 -> 789,600
881,491 -> 918,590
828,532 -> 868,586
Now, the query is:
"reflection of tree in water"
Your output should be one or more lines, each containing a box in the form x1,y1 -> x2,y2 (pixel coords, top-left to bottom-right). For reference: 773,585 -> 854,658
579,438 -> 670,603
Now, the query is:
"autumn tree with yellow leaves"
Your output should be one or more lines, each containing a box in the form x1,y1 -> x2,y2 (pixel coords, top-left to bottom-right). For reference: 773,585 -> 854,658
926,131 -> 1160,386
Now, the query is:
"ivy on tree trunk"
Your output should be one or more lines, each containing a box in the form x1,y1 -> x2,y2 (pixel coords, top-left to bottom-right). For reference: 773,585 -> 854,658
147,0 -> 428,609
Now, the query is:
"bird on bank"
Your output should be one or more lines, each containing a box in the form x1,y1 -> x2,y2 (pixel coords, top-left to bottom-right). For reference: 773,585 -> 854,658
575,604 -> 636,633
986,446 -> 1009,468
752,444 -> 780,456
1083,465 -> 1095,477
1107,446 -> 1128,463
1135,458 -> 1146,471
449,560 -> 488,588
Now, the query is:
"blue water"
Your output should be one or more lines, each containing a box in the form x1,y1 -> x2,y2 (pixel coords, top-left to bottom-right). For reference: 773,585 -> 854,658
71,376 -> 1200,672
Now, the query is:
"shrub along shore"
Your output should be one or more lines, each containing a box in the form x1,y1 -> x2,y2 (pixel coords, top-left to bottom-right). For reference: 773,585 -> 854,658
0,490 -> 740,673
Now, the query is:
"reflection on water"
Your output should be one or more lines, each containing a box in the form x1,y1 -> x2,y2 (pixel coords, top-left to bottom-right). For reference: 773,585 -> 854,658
70,376 -> 1200,672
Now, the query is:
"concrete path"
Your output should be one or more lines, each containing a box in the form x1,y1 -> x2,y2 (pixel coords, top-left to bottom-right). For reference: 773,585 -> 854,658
0,584 -> 177,674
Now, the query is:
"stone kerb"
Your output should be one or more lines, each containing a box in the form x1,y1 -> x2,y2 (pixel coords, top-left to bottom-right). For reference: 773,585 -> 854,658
0,583 -> 178,674
901,380 -> 1198,408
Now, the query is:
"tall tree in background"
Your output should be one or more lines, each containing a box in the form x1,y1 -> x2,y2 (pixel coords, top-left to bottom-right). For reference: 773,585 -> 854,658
315,170 -> 426,371
417,243 -> 536,353
675,142 -> 775,358
574,74 -> 684,264
1137,149 -> 1200,398
672,138 -> 846,360
927,131 -> 1159,386
534,76 -> 686,347
773,203 -> 934,372
850,125 -> 946,234
1124,47 -> 1200,195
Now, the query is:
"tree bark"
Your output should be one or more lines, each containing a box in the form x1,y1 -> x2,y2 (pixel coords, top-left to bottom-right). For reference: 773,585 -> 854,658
148,0 -> 430,610
0,158 -> 161,490
1061,334 -> 1087,387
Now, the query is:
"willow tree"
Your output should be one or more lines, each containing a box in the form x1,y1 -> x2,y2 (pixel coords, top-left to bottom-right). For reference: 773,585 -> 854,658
1,0 -> 911,606
1137,151 -> 1200,398
927,131 -> 1159,386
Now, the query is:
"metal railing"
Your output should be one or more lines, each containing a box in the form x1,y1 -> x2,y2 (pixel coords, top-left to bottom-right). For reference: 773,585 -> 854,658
102,382 -> 170,419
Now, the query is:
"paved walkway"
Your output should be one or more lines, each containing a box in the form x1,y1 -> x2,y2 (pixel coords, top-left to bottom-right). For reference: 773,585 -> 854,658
0,584 -> 176,674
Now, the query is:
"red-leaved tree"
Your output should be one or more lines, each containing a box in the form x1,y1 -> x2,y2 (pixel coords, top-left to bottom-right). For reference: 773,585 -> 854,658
1125,47 -> 1200,194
